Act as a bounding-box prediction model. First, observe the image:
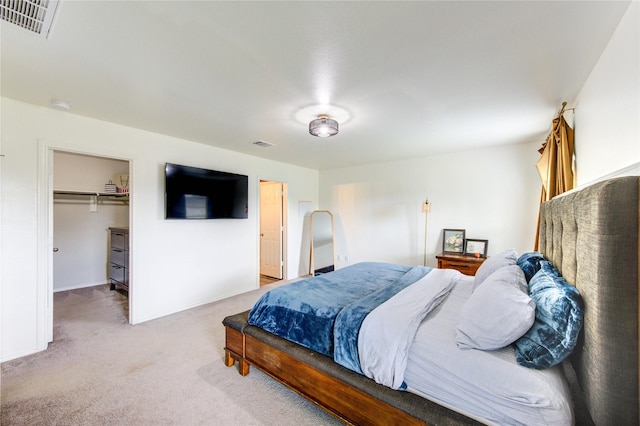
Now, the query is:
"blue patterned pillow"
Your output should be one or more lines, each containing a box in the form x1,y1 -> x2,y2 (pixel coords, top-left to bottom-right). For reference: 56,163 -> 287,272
517,251 -> 545,283
514,260 -> 584,369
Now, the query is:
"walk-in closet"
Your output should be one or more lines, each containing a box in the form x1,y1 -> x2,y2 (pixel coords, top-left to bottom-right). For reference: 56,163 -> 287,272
53,151 -> 130,321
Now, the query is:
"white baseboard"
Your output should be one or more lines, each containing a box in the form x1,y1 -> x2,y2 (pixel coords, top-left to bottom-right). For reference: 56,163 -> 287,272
54,281 -> 108,293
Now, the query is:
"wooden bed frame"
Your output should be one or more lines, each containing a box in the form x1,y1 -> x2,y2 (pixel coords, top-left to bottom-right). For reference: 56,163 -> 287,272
224,176 -> 639,425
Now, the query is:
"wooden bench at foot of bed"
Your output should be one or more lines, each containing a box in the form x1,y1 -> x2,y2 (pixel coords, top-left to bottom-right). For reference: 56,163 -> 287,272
223,317 -> 250,376
223,311 -> 481,426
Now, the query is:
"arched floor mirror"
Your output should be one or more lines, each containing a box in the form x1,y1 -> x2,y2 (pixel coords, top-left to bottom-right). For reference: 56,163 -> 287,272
309,210 -> 335,276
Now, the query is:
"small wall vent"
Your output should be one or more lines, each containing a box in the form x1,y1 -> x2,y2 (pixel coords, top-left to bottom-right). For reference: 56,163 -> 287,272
0,0 -> 61,39
252,140 -> 275,148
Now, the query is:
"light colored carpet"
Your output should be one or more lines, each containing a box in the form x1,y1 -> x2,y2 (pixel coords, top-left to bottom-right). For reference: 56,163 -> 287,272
1,283 -> 342,425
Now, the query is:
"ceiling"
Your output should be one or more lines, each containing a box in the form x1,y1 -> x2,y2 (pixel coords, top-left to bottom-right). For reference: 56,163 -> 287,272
0,1 -> 631,170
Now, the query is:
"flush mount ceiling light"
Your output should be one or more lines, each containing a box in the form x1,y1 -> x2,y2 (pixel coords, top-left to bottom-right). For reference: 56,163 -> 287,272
309,114 -> 339,138
296,104 -> 350,138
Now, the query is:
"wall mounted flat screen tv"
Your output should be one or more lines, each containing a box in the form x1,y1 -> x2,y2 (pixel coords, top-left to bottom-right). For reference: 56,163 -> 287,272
165,163 -> 248,219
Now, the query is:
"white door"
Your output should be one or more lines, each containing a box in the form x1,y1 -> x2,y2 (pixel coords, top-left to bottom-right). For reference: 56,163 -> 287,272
260,181 -> 283,279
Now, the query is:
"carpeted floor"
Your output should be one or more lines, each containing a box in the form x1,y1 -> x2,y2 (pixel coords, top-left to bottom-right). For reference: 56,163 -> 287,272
1,283 -> 342,425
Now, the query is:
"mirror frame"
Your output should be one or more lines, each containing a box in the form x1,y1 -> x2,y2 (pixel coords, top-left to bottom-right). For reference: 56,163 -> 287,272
309,210 -> 336,276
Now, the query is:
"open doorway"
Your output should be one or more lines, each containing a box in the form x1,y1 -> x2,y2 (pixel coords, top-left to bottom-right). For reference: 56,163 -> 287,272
52,151 -> 131,328
259,180 -> 287,286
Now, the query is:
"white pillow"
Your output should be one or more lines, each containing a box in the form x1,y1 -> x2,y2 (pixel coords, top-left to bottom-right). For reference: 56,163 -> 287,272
456,265 -> 535,350
472,248 -> 518,292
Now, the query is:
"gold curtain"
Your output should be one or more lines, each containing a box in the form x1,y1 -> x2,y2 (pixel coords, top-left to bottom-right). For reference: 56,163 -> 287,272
534,113 -> 575,250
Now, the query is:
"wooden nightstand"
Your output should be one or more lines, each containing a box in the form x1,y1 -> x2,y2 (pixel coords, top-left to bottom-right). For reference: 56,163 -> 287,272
436,252 -> 486,276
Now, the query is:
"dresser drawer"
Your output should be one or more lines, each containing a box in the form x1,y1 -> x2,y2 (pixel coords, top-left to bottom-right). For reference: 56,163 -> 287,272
111,231 -> 128,250
110,248 -> 128,268
436,253 -> 485,276
109,263 -> 127,284
439,259 -> 481,276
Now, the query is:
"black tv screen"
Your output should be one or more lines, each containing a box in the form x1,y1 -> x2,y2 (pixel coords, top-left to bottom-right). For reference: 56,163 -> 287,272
165,163 -> 248,219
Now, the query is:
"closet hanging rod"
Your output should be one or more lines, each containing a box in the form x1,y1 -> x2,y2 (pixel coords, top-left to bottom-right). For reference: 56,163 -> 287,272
53,189 -> 128,197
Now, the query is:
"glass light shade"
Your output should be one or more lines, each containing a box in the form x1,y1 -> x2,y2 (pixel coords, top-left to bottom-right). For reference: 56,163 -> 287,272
309,117 -> 339,137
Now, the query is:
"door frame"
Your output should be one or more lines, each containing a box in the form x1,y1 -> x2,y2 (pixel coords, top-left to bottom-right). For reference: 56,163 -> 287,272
37,140 -> 134,346
258,179 -> 288,282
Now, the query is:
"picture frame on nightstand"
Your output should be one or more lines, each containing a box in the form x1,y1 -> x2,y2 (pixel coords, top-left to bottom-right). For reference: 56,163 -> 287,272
464,238 -> 488,257
442,229 -> 465,254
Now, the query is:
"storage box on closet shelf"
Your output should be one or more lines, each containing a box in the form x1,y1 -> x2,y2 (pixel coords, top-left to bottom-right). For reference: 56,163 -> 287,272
115,174 -> 130,194
104,180 -> 117,193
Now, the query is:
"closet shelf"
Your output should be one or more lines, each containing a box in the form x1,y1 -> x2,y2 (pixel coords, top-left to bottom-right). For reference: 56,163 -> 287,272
53,190 -> 129,203
54,189 -> 128,197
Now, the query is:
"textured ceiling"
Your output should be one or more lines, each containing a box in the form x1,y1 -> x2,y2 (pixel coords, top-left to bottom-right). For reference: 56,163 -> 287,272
0,1 -> 631,170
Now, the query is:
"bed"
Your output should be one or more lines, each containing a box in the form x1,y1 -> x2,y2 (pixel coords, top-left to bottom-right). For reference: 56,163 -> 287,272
223,176 -> 639,425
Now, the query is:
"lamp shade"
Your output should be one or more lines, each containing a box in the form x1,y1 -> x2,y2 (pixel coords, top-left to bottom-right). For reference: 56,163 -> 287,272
309,115 -> 339,137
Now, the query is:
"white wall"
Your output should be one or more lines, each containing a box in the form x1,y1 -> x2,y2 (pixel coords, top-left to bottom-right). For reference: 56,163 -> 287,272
54,151 -> 130,194
319,3 -> 640,270
53,152 -> 130,291
321,142 -> 542,269
1,98 -> 318,361
574,2 -> 640,185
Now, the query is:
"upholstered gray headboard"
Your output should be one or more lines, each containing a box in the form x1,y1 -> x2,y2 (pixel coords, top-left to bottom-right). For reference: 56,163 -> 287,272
538,176 -> 639,425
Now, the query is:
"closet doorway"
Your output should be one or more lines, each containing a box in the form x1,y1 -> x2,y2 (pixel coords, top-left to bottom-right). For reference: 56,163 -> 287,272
259,180 -> 287,286
52,151 -> 131,326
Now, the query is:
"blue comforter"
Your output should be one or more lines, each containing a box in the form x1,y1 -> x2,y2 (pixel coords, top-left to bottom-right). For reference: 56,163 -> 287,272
333,265 -> 436,373
247,262 -> 431,361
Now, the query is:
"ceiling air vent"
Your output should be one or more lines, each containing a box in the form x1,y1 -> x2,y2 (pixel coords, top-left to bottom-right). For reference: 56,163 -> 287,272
0,0 -> 61,39
252,140 -> 275,148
